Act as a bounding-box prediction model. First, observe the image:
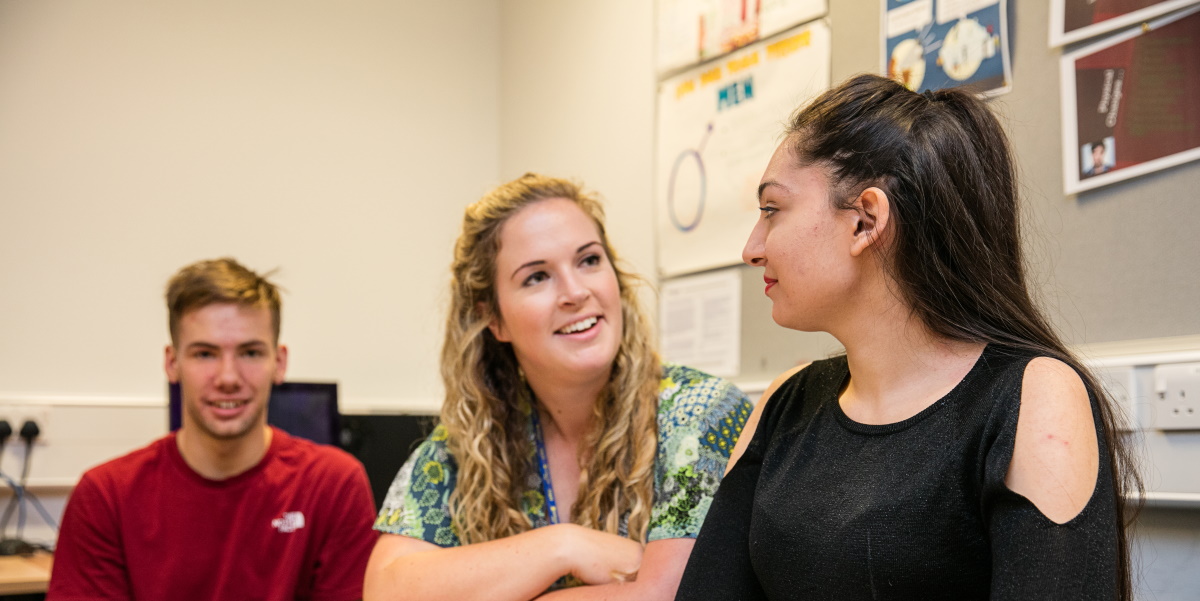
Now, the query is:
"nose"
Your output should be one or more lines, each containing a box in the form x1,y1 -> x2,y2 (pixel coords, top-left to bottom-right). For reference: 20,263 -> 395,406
558,273 -> 592,306
215,354 -> 242,392
742,220 -> 766,267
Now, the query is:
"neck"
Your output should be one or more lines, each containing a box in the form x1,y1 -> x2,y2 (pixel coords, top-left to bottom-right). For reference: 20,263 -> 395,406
526,369 -> 608,445
830,277 -> 984,423
176,425 -> 273,480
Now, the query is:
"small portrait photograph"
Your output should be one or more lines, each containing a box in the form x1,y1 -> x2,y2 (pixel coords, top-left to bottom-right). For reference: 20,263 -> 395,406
1082,136 -> 1115,177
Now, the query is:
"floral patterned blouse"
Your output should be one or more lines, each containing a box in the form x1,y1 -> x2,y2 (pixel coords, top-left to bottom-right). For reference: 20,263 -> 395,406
374,363 -> 753,546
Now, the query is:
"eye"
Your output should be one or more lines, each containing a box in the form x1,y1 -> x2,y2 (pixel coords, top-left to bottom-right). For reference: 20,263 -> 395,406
758,206 -> 778,219
191,349 -> 216,360
522,271 -> 549,287
580,253 -> 603,268
242,348 -> 265,359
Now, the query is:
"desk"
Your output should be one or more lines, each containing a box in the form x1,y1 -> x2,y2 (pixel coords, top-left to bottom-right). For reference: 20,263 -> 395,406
0,552 -> 52,595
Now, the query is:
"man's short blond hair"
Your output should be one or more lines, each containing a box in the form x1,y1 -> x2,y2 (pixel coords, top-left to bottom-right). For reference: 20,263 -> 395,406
166,258 -> 281,345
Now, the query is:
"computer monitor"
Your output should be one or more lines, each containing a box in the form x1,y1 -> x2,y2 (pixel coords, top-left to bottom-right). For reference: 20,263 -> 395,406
169,381 -> 341,446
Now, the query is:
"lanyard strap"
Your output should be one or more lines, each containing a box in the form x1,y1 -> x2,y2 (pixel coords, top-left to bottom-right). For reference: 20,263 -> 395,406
530,409 -> 560,525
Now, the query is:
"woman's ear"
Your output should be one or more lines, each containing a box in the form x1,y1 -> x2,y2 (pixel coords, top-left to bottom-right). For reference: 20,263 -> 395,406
478,301 -> 510,342
849,187 -> 891,257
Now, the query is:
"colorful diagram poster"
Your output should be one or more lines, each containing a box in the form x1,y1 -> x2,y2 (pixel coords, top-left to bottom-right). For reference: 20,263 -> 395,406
1060,5 -> 1200,194
656,0 -> 827,75
1050,0 -> 1200,47
882,0 -> 1012,96
656,20 -> 831,277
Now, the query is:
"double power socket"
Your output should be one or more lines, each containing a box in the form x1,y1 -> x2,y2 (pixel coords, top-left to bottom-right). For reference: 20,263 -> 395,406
1095,361 -> 1200,432
0,405 -> 51,446
1153,363 -> 1200,431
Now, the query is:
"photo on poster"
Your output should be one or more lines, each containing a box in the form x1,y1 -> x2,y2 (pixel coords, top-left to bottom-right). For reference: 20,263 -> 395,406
1060,5 -> 1200,194
1049,0 -> 1200,47
882,0 -> 1012,96
1081,137 -> 1116,178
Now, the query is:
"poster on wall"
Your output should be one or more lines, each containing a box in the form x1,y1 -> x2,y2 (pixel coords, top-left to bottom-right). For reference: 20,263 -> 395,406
657,0 -> 827,75
882,0 -> 1012,96
1050,0 -> 1200,47
1060,5 -> 1200,194
656,20 -> 831,277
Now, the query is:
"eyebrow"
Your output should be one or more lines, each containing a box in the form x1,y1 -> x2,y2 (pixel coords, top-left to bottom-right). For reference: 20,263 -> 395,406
758,181 -> 787,201
184,340 -> 269,351
510,241 -> 603,280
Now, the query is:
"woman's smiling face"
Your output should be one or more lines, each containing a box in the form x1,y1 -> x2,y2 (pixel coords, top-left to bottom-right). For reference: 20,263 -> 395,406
489,197 -> 623,385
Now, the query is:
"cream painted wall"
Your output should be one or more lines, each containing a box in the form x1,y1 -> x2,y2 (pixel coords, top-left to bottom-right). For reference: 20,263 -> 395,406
0,0 -> 501,411
498,0 -> 657,285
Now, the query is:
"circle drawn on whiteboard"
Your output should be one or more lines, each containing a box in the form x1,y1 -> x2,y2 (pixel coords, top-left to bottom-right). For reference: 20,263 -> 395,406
888,38 -> 926,92
667,123 -> 713,233
939,18 -> 989,81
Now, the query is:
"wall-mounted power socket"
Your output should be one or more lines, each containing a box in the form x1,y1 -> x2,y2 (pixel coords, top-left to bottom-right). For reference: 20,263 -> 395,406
1153,362 -> 1200,431
0,404 -> 52,446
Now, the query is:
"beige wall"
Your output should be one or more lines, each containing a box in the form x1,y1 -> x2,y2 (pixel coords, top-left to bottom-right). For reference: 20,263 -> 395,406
498,0 -> 657,283
0,0 -> 501,411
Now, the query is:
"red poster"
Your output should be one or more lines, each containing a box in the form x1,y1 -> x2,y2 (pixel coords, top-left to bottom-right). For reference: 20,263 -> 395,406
1051,0 -> 1200,46
1061,7 -> 1200,193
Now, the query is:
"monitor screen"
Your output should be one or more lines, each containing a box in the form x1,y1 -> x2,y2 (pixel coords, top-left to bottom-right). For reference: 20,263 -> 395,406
169,381 -> 341,446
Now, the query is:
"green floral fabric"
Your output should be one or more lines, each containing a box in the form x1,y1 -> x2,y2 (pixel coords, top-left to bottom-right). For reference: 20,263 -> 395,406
373,363 -> 753,546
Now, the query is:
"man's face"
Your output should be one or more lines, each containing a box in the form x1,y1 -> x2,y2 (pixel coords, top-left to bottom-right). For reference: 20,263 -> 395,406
1092,145 -> 1105,166
165,303 -> 287,444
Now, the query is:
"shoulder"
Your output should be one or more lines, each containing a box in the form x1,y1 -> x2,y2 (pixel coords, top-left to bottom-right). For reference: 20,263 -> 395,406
658,363 -> 754,431
65,436 -> 173,517
271,430 -> 370,487
1006,356 -> 1101,524
659,363 -> 752,410
81,435 -> 174,488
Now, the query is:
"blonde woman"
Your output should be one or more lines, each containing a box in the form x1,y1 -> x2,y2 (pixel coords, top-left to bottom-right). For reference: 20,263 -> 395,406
364,174 -> 753,601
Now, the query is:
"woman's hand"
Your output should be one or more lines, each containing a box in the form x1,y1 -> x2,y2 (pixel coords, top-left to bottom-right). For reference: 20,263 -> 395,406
555,524 -> 644,585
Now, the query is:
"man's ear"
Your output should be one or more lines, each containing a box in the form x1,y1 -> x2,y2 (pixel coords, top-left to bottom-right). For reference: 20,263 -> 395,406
164,345 -> 180,384
849,186 -> 891,257
273,344 -> 289,385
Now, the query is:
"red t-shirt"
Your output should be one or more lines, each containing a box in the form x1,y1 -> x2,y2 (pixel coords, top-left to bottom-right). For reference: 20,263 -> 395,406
48,427 -> 377,601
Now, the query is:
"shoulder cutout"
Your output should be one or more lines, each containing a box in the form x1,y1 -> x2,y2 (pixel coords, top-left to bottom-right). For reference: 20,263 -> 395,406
725,363 -> 809,474
1005,357 -> 1100,524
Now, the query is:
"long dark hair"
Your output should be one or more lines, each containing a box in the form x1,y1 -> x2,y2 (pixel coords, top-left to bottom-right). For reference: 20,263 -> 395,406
787,74 -> 1140,598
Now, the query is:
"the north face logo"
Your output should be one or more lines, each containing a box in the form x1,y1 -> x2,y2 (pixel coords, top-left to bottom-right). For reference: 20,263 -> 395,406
272,511 -> 306,533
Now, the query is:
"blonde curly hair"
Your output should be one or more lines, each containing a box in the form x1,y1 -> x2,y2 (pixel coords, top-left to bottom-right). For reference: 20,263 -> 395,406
440,173 -> 661,545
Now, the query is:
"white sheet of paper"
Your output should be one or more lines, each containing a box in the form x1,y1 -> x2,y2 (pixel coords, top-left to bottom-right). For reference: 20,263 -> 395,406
659,268 -> 742,377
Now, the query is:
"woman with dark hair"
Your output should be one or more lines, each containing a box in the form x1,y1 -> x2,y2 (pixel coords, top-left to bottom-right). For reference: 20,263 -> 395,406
365,174 -> 753,601
675,75 -> 1139,600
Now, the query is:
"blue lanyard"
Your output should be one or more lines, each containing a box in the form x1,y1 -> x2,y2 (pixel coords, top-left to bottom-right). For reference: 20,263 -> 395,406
530,409 -> 560,525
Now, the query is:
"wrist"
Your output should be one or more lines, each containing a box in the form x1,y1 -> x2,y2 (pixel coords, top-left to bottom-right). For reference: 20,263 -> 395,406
545,523 -> 582,578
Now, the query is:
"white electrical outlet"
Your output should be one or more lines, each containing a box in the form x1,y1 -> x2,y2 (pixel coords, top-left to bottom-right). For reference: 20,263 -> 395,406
1152,362 -> 1200,431
1,404 -> 52,445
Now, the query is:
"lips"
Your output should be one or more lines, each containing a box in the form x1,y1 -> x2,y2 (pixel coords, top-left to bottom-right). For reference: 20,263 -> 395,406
763,276 -> 778,294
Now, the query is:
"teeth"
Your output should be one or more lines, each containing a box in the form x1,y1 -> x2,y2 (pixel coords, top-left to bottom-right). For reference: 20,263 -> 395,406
558,316 -> 598,334
215,401 -> 243,409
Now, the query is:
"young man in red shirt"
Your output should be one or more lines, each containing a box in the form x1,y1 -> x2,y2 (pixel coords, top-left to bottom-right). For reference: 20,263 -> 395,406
50,258 -> 377,601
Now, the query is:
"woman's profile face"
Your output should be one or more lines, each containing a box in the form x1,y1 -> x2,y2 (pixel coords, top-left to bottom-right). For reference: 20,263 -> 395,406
488,198 -> 623,385
742,142 -> 863,332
